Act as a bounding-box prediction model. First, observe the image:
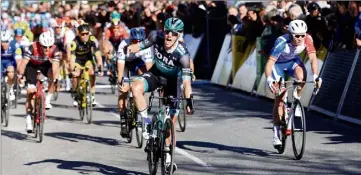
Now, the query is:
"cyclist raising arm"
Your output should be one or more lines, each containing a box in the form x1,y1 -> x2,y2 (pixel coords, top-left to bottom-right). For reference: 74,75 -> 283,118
264,20 -> 322,148
125,17 -> 194,173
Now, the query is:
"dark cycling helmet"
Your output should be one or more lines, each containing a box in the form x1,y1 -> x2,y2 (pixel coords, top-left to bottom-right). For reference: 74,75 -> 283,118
130,27 -> 146,41
77,23 -> 91,33
14,28 -> 25,36
164,17 -> 184,32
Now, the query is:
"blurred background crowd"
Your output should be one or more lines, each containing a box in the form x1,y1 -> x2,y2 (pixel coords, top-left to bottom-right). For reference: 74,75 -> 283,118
2,0 -> 361,79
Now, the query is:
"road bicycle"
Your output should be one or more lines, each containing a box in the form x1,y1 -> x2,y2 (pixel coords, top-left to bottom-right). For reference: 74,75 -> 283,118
273,77 -> 320,160
30,70 -> 47,143
74,61 -> 93,124
119,73 -> 144,148
1,71 -> 10,127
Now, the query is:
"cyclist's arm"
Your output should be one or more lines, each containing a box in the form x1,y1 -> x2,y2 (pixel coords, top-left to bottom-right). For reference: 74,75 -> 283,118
305,35 -> 318,76
141,47 -> 153,71
90,36 -> 103,71
51,47 -> 62,81
116,40 -> 127,82
128,32 -> 157,53
18,46 -> 32,75
179,54 -> 193,99
265,38 -> 286,79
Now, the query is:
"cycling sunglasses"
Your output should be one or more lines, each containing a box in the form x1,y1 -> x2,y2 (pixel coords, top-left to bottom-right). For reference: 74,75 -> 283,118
164,30 -> 179,37
293,34 -> 306,38
132,39 -> 141,44
1,41 -> 9,43
41,46 -> 51,49
80,32 -> 89,36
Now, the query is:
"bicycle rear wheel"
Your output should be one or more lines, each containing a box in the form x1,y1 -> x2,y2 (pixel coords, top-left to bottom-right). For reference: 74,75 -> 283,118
291,99 -> 306,160
125,98 -> 133,143
161,118 -> 175,175
86,83 -> 93,124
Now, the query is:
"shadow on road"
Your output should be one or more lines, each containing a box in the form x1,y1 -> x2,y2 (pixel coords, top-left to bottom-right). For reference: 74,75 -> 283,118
45,132 -> 121,146
92,120 -> 120,128
176,140 -> 287,160
1,130 -> 37,143
196,85 -> 361,145
24,159 -> 147,175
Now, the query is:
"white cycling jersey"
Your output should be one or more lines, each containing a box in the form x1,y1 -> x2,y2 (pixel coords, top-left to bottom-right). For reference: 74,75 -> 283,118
117,39 -> 153,64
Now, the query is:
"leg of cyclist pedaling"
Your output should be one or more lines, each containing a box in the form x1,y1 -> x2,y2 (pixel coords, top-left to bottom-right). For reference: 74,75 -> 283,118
6,66 -> 15,85
294,66 -> 306,98
166,110 -> 178,146
118,83 -> 130,114
273,91 -> 286,141
131,79 -> 150,128
25,88 -> 36,114
46,69 -> 55,107
88,66 -> 96,103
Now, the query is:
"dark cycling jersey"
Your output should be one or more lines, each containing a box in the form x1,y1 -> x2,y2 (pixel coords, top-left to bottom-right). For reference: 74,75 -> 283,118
139,31 -> 191,80
70,35 -> 101,61
23,42 -> 61,65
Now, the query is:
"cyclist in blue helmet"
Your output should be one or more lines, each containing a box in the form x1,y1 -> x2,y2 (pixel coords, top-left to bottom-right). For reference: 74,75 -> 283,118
116,27 -> 153,136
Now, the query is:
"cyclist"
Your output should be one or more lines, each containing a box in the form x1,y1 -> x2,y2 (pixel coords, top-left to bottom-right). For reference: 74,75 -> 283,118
117,27 -> 153,136
103,16 -> 129,55
125,17 -> 194,172
1,29 -> 20,101
264,20 -> 322,148
13,28 -> 31,66
17,31 -> 61,132
68,23 -> 103,107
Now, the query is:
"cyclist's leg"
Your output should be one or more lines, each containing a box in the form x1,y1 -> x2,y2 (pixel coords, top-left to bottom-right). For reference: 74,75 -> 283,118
71,60 -> 84,106
131,72 -> 158,138
85,60 -> 96,104
118,66 -> 130,117
5,60 -> 16,100
291,59 -> 307,99
43,61 -> 59,109
271,62 -> 288,146
24,62 -> 37,131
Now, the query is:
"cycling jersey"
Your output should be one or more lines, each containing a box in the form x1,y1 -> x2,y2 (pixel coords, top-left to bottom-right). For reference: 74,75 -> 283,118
23,42 -> 61,65
139,31 -> 191,80
70,35 -> 101,66
270,33 -> 316,63
117,39 -> 152,63
104,26 -> 129,49
1,40 -> 21,72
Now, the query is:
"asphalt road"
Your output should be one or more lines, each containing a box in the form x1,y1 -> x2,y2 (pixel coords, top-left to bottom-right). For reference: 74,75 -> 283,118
1,77 -> 361,175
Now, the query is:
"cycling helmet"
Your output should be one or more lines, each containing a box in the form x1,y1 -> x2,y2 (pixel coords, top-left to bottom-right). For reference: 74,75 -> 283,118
164,17 -> 184,32
288,20 -> 307,34
1,30 -> 12,41
14,28 -> 25,36
39,31 -> 55,47
77,23 -> 90,33
130,27 -> 146,41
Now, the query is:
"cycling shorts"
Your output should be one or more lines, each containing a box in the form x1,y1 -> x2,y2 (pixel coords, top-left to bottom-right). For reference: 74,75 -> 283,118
25,61 -> 51,86
272,58 -> 305,81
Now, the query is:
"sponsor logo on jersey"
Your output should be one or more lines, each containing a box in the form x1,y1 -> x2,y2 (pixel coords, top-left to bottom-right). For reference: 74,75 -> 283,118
154,47 -> 175,67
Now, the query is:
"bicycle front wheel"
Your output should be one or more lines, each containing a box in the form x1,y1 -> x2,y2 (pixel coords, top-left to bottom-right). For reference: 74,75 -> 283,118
161,118 -> 175,175
4,84 -> 10,127
178,98 -> 187,132
291,99 -> 306,160
86,83 -> 93,124
147,120 -> 160,175
37,95 -> 45,143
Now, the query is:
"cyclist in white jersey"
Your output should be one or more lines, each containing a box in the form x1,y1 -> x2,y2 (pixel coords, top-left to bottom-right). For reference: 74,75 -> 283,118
264,20 -> 322,148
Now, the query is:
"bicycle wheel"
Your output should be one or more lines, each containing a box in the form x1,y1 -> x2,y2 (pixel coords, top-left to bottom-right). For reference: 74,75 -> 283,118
37,95 -> 45,143
86,83 -> 93,124
178,96 -> 186,132
125,98 -> 133,143
147,120 -> 160,175
161,118 -> 175,175
14,74 -> 20,108
291,99 -> 306,160
2,84 -> 10,127
135,102 -> 144,148
53,83 -> 59,101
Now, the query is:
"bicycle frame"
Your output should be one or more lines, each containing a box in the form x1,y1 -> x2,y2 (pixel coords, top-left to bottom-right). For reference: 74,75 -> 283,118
76,66 -> 90,108
34,70 -> 46,124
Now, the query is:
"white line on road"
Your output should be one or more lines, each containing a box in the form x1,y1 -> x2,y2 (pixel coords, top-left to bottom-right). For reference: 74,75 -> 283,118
94,101 -> 214,169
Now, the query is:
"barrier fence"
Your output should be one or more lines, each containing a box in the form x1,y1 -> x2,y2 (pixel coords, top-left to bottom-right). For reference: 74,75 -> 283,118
210,32 -> 361,126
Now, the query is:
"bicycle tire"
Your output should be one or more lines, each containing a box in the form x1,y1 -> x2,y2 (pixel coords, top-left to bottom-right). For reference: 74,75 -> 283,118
111,84 -> 116,94
37,95 -> 45,143
161,118 -> 175,175
135,102 -> 144,148
178,94 -> 186,132
4,84 -> 10,127
125,98 -> 133,143
86,82 -> 93,124
291,99 -> 306,160
147,121 -> 160,175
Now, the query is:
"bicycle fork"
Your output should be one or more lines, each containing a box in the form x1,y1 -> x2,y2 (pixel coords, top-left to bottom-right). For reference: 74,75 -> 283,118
282,92 -> 293,136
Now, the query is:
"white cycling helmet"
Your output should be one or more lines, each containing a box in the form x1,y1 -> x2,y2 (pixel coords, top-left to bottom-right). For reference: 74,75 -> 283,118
1,29 -> 12,41
39,31 -> 55,47
288,19 -> 307,34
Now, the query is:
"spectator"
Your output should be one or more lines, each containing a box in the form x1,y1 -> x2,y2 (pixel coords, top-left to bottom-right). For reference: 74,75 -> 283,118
237,2 -> 248,22
305,2 -> 329,50
245,5 -> 264,43
141,7 -> 156,35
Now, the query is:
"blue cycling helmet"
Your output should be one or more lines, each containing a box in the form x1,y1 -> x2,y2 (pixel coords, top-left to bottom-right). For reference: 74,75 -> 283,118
14,28 -> 24,36
130,27 -> 146,41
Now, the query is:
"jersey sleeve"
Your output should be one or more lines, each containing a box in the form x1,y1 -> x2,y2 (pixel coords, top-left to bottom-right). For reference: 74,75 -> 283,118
90,36 -> 101,57
141,47 -> 153,63
23,45 -> 33,60
269,36 -> 287,61
117,40 -> 127,63
304,34 -> 316,55
139,31 -> 157,50
179,53 -> 192,81
51,46 -> 61,62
